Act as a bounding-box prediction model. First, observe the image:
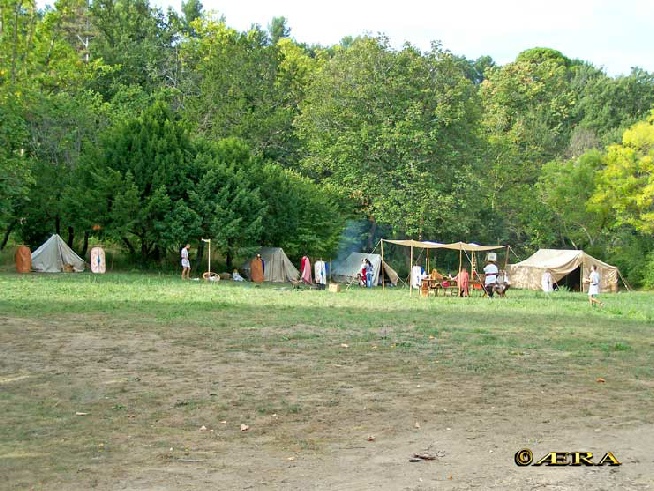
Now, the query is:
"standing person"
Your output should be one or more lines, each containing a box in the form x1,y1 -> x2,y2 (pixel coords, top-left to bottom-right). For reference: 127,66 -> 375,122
250,253 -> 265,284
585,265 -> 604,307
483,259 -> 499,298
541,269 -> 554,292
300,255 -> 313,285
365,258 -> 374,288
360,259 -> 368,287
451,268 -> 470,297
180,244 -> 191,280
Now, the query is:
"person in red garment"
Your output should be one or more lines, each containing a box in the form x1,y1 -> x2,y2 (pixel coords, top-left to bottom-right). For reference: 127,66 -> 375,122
450,268 -> 470,297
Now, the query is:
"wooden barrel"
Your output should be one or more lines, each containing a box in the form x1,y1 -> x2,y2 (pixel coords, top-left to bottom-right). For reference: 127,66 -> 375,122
15,245 -> 31,273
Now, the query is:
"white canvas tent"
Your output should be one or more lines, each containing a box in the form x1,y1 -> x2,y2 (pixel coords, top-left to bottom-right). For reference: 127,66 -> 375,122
507,249 -> 619,292
31,234 -> 85,273
241,247 -> 300,283
331,252 -> 399,286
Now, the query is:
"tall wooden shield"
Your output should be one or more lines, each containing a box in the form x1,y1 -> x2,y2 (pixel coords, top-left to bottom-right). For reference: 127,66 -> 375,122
90,246 -> 106,274
15,245 -> 31,273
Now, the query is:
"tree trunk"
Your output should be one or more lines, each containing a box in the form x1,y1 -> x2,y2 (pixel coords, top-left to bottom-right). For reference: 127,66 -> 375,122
1,221 -> 16,250
67,226 -> 74,248
81,230 -> 90,257
141,240 -> 149,263
367,216 -> 377,251
122,237 -> 135,254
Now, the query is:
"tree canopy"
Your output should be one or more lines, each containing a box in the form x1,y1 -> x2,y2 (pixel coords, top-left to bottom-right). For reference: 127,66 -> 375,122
2,0 -> 654,285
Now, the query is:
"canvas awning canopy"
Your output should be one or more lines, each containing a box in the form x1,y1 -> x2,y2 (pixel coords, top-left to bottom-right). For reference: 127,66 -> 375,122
382,239 -> 444,249
380,239 -> 504,294
381,239 -> 503,252
436,241 -> 504,252
507,249 -> 619,292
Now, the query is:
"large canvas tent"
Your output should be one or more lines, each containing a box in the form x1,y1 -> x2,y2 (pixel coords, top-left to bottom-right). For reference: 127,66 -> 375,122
507,249 -> 619,292
241,247 -> 299,283
31,234 -> 85,273
331,252 -> 399,286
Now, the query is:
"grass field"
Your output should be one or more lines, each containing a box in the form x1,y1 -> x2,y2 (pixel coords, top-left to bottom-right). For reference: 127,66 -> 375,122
1,273 -> 653,490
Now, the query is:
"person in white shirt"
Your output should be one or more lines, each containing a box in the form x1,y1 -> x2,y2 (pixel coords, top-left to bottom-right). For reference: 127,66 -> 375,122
541,269 -> 554,292
180,244 -> 191,280
585,265 -> 603,307
483,260 -> 499,298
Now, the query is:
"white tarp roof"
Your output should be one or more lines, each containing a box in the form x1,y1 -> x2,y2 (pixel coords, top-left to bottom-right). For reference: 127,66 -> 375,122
31,234 -> 85,273
331,252 -> 399,286
382,239 -> 503,252
507,249 -> 618,292
383,239 -> 444,249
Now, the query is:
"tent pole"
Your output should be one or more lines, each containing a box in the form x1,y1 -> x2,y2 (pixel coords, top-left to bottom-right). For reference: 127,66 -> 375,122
410,246 -> 414,296
381,240 -> 385,290
617,268 -> 632,291
458,249 -> 462,274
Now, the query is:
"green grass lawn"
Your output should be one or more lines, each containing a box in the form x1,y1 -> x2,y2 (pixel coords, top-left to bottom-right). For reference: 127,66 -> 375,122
1,273 -> 653,489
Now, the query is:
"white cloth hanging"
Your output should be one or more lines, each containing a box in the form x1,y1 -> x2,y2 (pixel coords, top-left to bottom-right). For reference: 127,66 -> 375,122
315,260 -> 327,285
412,265 -> 424,288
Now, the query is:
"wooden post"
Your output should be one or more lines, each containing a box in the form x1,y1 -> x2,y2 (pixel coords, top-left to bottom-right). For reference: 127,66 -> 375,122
410,246 -> 414,296
381,240 -> 385,290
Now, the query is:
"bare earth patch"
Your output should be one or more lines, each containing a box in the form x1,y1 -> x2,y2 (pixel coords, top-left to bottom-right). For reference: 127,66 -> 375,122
1,312 -> 653,490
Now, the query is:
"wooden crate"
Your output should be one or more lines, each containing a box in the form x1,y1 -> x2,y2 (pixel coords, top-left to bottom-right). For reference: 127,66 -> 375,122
328,283 -> 341,293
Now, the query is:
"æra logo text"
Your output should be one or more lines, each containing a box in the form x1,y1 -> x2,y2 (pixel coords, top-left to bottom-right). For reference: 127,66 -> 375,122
514,448 -> 622,467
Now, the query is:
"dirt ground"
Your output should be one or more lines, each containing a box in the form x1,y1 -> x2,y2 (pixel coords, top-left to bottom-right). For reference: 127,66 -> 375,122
2,314 -> 653,490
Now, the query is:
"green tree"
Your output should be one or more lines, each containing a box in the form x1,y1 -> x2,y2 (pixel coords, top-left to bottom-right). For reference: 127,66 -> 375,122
179,19 -> 313,166
572,66 -> 654,147
89,0 -> 178,98
268,16 -> 289,45
181,0 -> 202,28
90,100 -> 198,262
296,36 -> 482,242
479,47 -> 577,244
591,113 -> 654,234
257,163 -> 346,259
2,0 -> 109,248
0,94 -> 33,248
0,0 -> 39,87
188,138 -> 265,270
530,151 -> 605,249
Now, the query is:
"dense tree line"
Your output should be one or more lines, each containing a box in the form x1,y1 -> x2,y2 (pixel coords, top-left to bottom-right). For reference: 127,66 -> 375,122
1,0 -> 653,286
